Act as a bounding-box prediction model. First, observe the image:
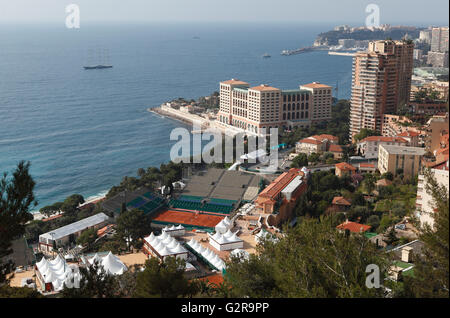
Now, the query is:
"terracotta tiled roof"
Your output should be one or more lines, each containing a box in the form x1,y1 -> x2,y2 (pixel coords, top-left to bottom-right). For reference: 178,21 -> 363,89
258,169 -> 302,200
302,82 -> 332,89
360,136 -> 408,143
397,131 -> 420,137
329,144 -> 343,152
424,155 -> 450,170
336,221 -> 371,233
221,79 -> 249,85
335,162 -> 356,171
299,138 -> 322,145
332,196 -> 352,206
310,134 -> 339,142
359,163 -> 375,168
249,84 -> 280,91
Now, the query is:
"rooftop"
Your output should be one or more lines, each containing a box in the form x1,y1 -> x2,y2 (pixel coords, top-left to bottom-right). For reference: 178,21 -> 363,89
359,136 -> 408,143
336,221 -> 371,233
258,168 -> 303,200
301,82 -> 332,89
249,84 -> 280,92
299,138 -> 322,145
332,196 -> 352,206
360,163 -> 376,168
397,131 -> 420,137
335,162 -> 357,171
40,213 -> 109,241
329,144 -> 343,152
221,79 -> 249,86
379,145 -> 427,156
313,134 -> 339,142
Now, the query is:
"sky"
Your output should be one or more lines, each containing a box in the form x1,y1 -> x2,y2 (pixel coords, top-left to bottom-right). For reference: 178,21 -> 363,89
0,0 -> 448,25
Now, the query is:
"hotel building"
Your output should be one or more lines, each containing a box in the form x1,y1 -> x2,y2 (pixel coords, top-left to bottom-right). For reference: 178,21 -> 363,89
217,79 -> 332,135
349,40 -> 414,141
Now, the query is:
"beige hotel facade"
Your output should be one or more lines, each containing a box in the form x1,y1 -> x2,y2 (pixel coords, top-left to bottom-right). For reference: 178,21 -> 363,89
217,79 -> 332,135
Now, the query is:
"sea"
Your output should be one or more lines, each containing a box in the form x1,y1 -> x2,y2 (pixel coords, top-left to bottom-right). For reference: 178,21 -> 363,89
0,22 -> 354,212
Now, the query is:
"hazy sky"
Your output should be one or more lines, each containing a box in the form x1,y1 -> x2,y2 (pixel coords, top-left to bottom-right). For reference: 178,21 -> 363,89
0,0 -> 448,25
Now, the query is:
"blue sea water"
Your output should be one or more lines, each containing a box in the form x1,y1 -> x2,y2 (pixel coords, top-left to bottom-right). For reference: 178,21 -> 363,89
0,22 -> 353,211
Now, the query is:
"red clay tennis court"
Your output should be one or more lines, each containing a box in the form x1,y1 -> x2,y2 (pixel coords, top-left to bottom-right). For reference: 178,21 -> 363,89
152,209 -> 224,228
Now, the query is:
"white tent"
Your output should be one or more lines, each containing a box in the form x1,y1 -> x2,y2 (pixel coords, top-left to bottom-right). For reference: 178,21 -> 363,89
100,252 -> 128,275
215,217 -> 232,234
186,239 -> 226,271
36,255 -> 80,292
209,230 -> 244,251
143,232 -> 188,260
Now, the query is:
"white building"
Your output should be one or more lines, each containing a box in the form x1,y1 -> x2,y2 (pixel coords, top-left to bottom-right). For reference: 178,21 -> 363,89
357,136 -> 408,159
38,213 -> 110,252
208,229 -> 244,251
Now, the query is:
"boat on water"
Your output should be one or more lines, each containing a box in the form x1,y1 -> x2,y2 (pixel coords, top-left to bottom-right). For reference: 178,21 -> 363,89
83,48 -> 113,70
83,65 -> 113,70
262,53 -> 271,58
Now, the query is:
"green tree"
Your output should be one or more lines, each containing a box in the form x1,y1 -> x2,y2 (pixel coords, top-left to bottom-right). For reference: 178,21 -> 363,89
61,260 -> 120,298
402,169 -> 449,297
115,209 -> 151,251
0,161 -> 36,284
39,205 -> 58,218
76,228 -> 98,250
61,194 -> 85,214
362,174 -> 376,195
134,257 -> 196,298
225,217 -> 389,297
0,285 -> 43,298
367,215 -> 380,232
308,152 -> 320,163
291,153 -> 308,168
353,129 -> 377,142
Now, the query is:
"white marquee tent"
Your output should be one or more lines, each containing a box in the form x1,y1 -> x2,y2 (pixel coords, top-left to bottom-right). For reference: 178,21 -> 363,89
88,252 -> 128,276
186,239 -> 226,271
162,224 -> 186,237
35,255 -> 80,292
215,216 -> 232,234
144,232 -> 188,260
209,229 -> 244,251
